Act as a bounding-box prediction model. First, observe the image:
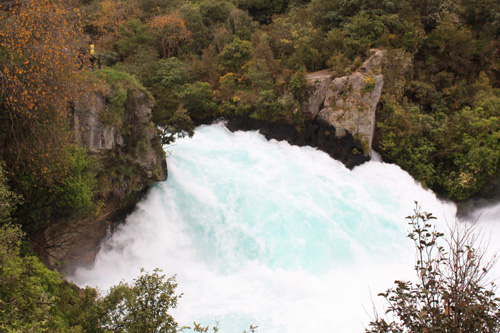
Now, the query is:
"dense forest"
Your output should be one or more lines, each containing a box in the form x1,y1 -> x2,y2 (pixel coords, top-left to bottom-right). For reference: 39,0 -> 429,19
1,0 -> 500,330
76,0 -> 500,202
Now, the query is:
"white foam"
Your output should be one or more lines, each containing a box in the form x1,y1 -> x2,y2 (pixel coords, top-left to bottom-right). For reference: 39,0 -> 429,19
70,125 -> 496,332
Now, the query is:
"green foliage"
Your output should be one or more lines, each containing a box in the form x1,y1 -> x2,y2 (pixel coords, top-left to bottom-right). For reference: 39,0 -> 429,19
237,0 -> 290,24
442,102 -> 500,200
114,47 -> 160,86
116,19 -> 155,59
247,59 -> 274,90
93,68 -> 149,126
218,37 -> 254,73
420,16 -> 478,81
157,106 -> 195,145
150,84 -> 181,125
200,0 -> 233,27
377,80 -> 500,200
379,13 -> 424,52
179,81 -> 218,122
268,16 -> 318,60
0,163 -> 20,223
342,11 -> 385,59
228,8 -> 259,41
376,99 -> 438,188
367,203 -> 500,332
180,3 -> 210,53
251,89 -> 302,127
287,44 -> 322,71
0,223 -> 100,332
9,142 -> 100,234
307,0 -> 361,30
148,61 -> 196,145
58,148 -> 98,216
458,0 -> 500,36
287,68 -> 309,102
137,0 -> 183,15
0,210 -> 178,332
150,57 -> 192,90
71,0 -> 500,203
101,268 -> 180,332
98,67 -> 148,91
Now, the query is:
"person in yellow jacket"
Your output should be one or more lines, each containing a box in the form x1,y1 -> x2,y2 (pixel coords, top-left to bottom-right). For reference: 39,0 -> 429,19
89,42 -> 96,69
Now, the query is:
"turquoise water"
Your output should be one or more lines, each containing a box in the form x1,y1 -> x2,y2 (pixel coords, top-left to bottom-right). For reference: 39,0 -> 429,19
72,124 -> 478,332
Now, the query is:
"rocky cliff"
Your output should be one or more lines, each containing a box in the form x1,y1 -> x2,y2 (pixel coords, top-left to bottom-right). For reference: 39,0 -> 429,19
73,89 -> 167,193
303,49 -> 386,154
227,50 -> 386,168
40,77 -> 167,272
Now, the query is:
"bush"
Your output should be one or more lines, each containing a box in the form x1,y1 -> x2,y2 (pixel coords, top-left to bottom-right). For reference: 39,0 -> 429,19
218,37 -> 254,74
101,269 -> 180,333
178,81 -> 218,122
367,203 -> 500,332
0,223 -> 100,331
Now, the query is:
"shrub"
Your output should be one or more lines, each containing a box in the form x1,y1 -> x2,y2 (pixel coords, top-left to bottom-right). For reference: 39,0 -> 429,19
367,203 -> 500,332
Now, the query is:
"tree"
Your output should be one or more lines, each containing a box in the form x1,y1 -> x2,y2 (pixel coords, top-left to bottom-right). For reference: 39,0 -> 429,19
149,57 -> 191,89
307,0 -> 362,31
441,101 -> 500,200
101,268 -> 180,333
342,11 -> 386,59
218,37 -> 253,73
90,0 -> 143,49
268,16 -> 318,59
179,3 -> 210,53
0,164 -> 100,331
116,19 -> 156,59
367,203 -> 500,332
200,0 -> 233,27
179,82 -> 218,122
0,0 -> 98,232
150,11 -> 191,58
237,0 -> 291,24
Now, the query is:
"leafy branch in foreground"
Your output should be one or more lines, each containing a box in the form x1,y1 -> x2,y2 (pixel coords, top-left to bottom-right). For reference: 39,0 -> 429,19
367,202 -> 500,332
100,268 -> 180,333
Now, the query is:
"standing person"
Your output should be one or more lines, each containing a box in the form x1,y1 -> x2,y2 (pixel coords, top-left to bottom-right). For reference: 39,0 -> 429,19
89,42 -> 96,69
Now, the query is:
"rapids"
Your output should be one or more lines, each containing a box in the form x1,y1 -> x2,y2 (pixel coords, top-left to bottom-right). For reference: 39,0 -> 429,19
70,124 -> 500,332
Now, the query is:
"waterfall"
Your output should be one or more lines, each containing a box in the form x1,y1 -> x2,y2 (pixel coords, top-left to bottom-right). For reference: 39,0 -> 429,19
70,123 -> 499,332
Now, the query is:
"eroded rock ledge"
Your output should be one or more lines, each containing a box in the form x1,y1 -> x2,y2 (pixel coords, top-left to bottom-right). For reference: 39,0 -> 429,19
226,116 -> 369,169
227,49 -> 386,169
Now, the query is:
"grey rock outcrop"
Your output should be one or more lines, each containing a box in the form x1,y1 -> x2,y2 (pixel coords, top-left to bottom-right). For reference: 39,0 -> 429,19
302,70 -> 333,119
74,90 -> 167,183
303,49 -> 386,153
73,93 -> 125,152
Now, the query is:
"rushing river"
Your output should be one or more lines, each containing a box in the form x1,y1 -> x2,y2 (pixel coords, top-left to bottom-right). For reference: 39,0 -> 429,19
71,124 -> 500,332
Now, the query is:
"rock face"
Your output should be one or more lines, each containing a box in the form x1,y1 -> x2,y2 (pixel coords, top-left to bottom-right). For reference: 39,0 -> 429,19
304,49 -> 386,153
41,87 -> 167,272
73,90 -> 167,183
227,50 -> 387,168
301,70 -> 333,120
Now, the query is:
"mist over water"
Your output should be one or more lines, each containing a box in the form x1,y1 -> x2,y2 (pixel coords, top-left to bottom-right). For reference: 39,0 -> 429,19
71,124 -> 499,332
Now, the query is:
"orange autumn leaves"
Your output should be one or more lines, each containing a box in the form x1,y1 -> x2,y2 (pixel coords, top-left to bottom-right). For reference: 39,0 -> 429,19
0,0 -> 84,127
91,0 -> 143,49
0,0 -> 95,224
89,0 -> 191,59
150,11 -> 191,58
